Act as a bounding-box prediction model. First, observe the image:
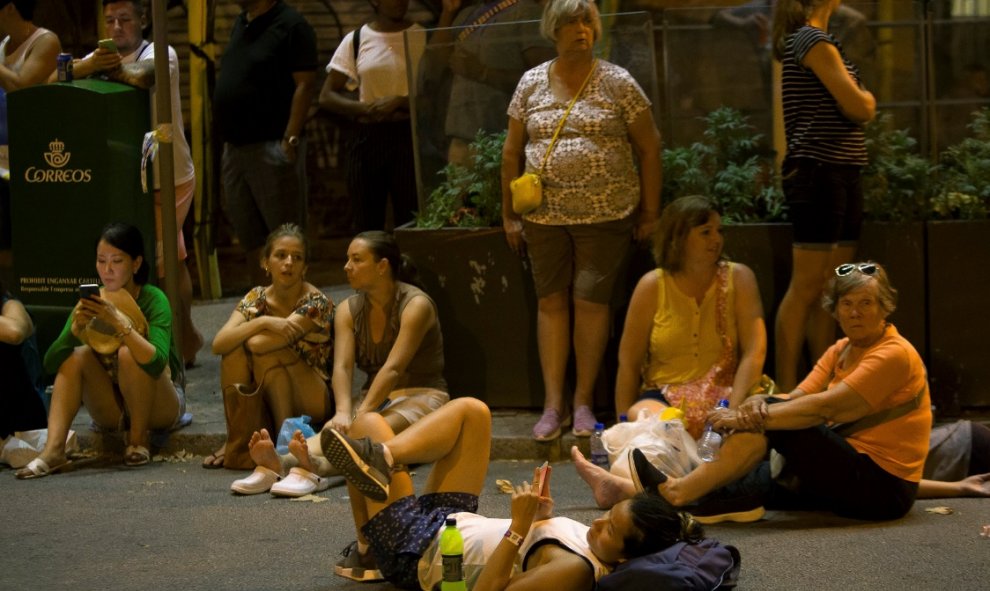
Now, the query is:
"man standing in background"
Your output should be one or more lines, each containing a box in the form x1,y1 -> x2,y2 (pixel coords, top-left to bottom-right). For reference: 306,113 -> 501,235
213,0 -> 317,285
69,0 -> 203,367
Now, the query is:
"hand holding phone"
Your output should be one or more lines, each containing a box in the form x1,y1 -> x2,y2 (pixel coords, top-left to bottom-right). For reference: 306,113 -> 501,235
98,38 -> 118,53
79,283 -> 100,301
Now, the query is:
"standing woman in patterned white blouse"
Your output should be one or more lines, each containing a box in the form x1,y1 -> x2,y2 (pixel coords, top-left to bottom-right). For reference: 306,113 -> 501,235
502,0 -> 662,441
771,0 -> 876,392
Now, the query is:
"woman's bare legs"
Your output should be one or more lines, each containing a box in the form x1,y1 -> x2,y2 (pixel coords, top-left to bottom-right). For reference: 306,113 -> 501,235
571,446 -> 636,509
116,346 -> 179,449
205,346 -> 254,467
626,399 -> 666,422
774,246 -> 835,391
536,291 -> 571,422
249,344 -> 329,430
36,347 -> 119,466
572,297 -> 609,416
657,432 -> 767,506
340,398 -> 493,544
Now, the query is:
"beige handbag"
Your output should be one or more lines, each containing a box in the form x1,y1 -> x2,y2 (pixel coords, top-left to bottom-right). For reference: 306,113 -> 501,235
511,60 -> 597,215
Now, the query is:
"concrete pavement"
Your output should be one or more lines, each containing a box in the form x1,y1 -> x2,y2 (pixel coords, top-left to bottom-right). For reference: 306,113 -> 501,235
3,455 -> 988,590
6,282 -> 989,590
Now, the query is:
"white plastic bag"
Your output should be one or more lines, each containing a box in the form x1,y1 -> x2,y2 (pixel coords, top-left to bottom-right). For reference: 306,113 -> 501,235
0,429 -> 78,468
602,413 -> 700,480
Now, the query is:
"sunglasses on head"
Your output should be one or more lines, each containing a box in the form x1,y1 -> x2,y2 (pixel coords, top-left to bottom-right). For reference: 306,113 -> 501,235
835,263 -> 878,277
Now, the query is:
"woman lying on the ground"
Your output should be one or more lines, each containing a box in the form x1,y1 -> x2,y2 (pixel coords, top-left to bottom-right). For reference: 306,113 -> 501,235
204,223 -> 333,469
918,420 -> 990,498
321,397 -> 707,590
573,195 -> 766,508
629,261 -> 932,523
17,222 -> 185,477
229,231 -> 448,496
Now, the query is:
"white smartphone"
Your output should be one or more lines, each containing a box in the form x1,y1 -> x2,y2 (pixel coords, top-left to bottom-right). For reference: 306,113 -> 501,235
98,38 -> 118,52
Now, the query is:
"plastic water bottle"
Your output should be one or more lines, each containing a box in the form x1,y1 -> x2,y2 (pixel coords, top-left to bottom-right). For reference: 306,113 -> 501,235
590,422 -> 609,468
439,516 -> 467,591
697,399 -> 730,462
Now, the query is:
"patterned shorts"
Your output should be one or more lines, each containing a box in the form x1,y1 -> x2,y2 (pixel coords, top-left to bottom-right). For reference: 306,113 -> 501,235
362,492 -> 479,590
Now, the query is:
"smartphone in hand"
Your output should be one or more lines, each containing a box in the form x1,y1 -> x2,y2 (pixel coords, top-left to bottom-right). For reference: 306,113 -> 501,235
79,284 -> 100,301
98,38 -> 118,52
536,461 -> 552,497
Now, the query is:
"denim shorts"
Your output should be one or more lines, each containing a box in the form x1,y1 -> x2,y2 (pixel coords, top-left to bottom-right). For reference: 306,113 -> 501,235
782,157 -> 863,247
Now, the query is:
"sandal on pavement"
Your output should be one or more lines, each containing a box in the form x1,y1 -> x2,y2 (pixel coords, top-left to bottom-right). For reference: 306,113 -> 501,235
202,449 -> 225,469
15,456 -> 72,480
124,445 -> 151,467
270,467 -> 331,497
230,466 -> 282,495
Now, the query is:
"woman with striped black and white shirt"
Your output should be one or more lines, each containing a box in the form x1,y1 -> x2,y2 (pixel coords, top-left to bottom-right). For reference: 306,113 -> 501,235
770,0 -> 876,392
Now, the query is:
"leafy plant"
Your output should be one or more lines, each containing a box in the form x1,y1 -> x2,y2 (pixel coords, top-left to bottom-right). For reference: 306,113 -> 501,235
930,107 -> 990,220
862,112 -> 935,222
415,130 -> 506,229
661,107 -> 785,223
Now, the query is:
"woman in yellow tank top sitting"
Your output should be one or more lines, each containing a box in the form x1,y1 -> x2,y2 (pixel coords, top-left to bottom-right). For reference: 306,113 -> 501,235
574,195 -> 767,508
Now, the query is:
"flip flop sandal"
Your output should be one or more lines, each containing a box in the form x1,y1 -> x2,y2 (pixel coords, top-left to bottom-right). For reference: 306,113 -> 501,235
15,457 -> 72,480
202,450 -> 225,469
124,445 -> 151,467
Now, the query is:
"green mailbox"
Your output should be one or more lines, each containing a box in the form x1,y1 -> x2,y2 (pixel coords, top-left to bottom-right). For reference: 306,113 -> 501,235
8,79 -> 154,352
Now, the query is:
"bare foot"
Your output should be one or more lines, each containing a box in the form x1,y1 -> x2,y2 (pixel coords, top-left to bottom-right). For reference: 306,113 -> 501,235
288,429 -> 314,472
248,429 -> 283,474
570,445 -> 636,509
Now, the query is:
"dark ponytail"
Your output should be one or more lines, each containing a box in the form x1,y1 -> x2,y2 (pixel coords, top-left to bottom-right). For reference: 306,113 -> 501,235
354,231 -> 424,289
622,493 -> 705,559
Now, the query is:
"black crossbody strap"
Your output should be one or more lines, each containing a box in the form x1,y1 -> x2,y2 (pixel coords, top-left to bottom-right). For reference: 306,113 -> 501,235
832,382 -> 926,438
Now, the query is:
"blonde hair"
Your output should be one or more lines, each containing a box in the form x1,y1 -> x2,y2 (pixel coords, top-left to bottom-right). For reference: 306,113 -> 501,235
540,0 -> 602,43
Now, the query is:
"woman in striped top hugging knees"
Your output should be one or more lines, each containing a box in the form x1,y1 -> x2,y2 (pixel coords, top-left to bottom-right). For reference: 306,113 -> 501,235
770,0 -> 876,392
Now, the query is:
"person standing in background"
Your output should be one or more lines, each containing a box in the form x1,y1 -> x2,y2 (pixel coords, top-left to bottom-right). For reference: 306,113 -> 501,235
319,0 -> 427,232
214,0 -> 317,285
502,0 -> 662,441
0,0 -> 60,281
770,0 -> 875,391
68,0 -> 203,368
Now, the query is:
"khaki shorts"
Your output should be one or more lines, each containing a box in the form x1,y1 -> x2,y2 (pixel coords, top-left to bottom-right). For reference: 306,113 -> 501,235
524,216 -> 633,303
380,388 -> 450,426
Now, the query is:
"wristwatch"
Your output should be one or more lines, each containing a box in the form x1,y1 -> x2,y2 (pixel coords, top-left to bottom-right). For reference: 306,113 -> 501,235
286,135 -> 300,147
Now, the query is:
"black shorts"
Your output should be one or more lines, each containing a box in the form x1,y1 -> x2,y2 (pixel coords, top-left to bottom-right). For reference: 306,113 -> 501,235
782,157 -> 863,247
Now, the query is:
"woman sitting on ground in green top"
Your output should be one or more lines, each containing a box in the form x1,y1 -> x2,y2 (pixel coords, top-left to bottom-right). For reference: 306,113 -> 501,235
17,222 -> 185,478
